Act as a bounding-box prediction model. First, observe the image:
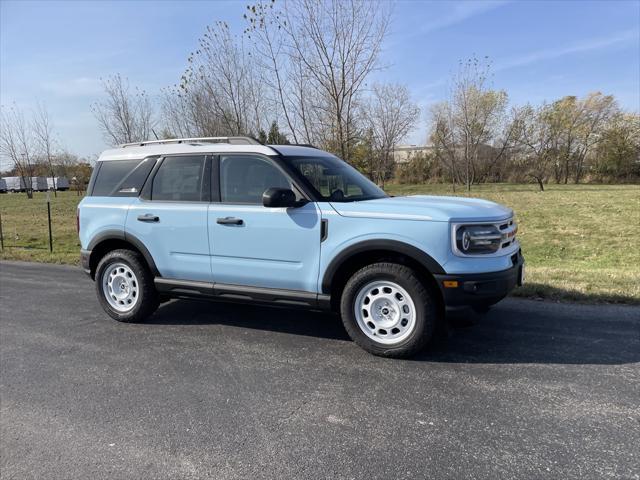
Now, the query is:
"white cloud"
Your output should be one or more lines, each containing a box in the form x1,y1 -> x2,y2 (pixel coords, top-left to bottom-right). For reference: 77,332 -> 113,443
496,29 -> 639,71
386,0 -> 509,49
417,0 -> 510,35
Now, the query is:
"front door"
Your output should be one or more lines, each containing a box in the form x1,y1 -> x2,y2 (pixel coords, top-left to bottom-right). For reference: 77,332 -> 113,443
208,154 -> 321,292
126,155 -> 211,282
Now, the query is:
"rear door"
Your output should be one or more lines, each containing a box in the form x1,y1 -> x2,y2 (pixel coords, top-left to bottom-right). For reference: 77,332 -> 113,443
81,158 -> 151,252
125,155 -> 212,282
208,154 -> 321,292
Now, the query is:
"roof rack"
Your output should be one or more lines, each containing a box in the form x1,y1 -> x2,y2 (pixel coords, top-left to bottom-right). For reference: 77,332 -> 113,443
120,136 -> 263,148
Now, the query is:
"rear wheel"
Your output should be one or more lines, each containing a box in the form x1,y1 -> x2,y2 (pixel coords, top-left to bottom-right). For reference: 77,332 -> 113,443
95,249 -> 159,323
340,262 -> 439,358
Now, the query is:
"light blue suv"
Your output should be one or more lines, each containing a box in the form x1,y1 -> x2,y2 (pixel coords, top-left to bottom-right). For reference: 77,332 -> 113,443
79,137 -> 524,357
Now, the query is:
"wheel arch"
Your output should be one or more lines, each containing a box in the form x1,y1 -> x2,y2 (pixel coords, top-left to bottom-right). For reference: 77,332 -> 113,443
87,230 -> 159,279
322,240 -> 445,311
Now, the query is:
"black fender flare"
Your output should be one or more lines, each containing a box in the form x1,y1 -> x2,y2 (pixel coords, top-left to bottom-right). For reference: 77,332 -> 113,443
87,230 -> 160,277
321,239 -> 445,294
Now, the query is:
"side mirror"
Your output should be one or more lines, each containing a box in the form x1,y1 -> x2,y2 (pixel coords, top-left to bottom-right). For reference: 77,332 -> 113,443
262,187 -> 298,208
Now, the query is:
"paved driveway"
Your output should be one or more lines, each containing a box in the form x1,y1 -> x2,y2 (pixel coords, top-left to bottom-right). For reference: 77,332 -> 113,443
1,261 -> 639,479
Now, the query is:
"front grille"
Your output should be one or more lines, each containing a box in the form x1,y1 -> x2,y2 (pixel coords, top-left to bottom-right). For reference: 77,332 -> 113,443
498,219 -> 518,251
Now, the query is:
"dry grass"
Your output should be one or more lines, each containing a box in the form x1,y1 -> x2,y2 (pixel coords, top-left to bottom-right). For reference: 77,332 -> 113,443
1,185 -> 639,304
0,191 -> 81,265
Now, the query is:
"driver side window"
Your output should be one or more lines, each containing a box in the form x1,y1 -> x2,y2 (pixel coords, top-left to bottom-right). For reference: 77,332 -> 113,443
219,155 -> 292,204
296,161 -> 363,200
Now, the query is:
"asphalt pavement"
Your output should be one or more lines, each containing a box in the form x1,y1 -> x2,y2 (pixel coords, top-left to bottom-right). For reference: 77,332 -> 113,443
1,261 -> 639,479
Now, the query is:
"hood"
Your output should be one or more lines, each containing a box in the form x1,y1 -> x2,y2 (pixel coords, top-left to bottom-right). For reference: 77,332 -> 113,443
329,195 -> 513,223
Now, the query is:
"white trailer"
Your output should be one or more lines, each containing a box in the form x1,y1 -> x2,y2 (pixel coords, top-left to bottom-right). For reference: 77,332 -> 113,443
31,177 -> 48,192
0,179 -> 7,193
3,176 -> 27,192
46,176 -> 70,191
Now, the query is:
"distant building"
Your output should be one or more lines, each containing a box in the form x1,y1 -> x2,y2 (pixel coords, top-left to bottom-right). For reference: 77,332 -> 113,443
393,144 -> 434,164
394,143 -> 501,165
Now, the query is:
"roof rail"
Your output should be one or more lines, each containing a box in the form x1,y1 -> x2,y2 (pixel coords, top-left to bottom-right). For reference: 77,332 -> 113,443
119,136 -> 263,148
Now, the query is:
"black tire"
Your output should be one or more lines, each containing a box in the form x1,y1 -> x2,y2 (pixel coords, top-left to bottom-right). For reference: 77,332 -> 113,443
340,262 -> 440,358
95,249 -> 159,323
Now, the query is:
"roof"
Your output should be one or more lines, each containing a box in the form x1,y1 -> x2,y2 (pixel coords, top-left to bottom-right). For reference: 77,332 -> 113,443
97,141 -> 329,162
98,143 -> 277,161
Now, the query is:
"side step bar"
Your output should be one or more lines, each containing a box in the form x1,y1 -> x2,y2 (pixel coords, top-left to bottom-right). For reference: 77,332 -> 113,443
154,278 -> 331,310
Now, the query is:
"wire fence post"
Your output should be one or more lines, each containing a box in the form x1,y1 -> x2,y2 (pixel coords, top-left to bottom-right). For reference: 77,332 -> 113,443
46,191 -> 53,252
0,212 -> 4,251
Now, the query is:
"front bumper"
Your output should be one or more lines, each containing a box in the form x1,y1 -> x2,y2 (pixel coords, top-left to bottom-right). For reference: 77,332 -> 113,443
434,250 -> 524,308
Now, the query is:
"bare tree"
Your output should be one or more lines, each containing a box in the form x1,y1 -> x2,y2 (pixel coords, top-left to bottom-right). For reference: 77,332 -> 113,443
242,0 -> 390,159
0,105 -> 36,198
515,104 -> 554,191
543,92 -> 618,184
429,57 -> 518,191
170,21 -> 267,138
244,1 -> 300,142
91,74 -> 155,145
281,0 -> 390,162
160,1 -> 390,157
32,102 -> 58,196
161,84 -> 221,138
593,112 -> 640,180
364,83 -> 420,186
430,102 -> 459,190
573,92 -> 617,183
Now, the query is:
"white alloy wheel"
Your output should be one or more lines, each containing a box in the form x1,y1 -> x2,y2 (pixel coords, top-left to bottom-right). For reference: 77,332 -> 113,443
354,280 -> 417,345
102,262 -> 140,312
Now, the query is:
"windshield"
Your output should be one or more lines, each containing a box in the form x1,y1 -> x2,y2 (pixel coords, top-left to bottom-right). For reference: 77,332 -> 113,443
285,155 -> 387,202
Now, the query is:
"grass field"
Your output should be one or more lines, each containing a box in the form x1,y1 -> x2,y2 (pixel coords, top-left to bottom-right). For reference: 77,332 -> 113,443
1,184 -> 639,304
0,191 -> 81,265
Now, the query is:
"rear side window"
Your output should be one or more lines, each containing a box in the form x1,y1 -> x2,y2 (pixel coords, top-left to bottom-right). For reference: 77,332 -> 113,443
151,156 -> 208,202
91,158 -> 156,197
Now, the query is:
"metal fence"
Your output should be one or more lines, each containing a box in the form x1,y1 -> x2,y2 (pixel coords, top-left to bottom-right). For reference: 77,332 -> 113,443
0,191 -> 79,254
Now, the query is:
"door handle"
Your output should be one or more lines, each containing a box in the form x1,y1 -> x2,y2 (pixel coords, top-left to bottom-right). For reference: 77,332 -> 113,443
137,214 -> 159,223
216,217 -> 244,226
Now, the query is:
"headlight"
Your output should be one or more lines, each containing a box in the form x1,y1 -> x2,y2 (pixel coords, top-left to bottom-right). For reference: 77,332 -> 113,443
455,224 -> 502,254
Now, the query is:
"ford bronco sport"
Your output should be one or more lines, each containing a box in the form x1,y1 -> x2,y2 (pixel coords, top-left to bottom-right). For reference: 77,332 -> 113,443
79,137 -> 524,358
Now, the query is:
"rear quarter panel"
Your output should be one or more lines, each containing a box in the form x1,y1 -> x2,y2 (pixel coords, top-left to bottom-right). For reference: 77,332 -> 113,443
78,197 -> 135,249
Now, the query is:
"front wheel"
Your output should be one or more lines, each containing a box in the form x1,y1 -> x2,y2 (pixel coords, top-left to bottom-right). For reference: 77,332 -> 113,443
340,262 -> 440,358
95,249 -> 159,323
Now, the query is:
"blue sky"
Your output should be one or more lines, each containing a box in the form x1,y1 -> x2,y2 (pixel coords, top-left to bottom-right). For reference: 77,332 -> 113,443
1,0 -> 639,160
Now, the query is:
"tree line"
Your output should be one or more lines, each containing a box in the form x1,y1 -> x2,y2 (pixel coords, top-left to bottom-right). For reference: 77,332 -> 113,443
2,0 -> 638,195
90,1 -> 638,191
397,87 -> 639,190
423,57 -> 639,190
